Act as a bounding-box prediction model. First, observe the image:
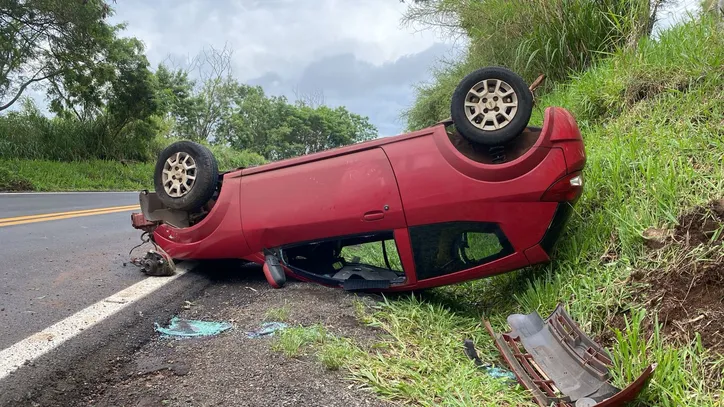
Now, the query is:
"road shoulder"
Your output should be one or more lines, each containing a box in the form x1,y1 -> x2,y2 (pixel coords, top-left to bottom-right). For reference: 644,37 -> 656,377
0,266 -> 210,407
5,262 -> 395,407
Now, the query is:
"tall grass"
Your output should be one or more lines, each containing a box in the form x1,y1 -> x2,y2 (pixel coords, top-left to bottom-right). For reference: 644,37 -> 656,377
404,0 -> 669,130
346,17 -> 724,406
0,100 -> 266,166
462,0 -> 651,82
0,159 -> 154,191
0,101 -> 163,162
0,101 -> 266,191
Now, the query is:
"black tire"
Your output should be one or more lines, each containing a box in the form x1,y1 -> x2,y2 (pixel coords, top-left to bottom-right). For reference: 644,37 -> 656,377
451,66 -> 533,146
154,141 -> 218,211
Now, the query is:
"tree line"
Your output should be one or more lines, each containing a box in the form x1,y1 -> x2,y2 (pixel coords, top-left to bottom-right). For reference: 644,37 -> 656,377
0,0 -> 377,163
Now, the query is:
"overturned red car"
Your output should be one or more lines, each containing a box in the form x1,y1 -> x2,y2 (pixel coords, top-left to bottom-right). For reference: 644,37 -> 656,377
132,67 -> 586,291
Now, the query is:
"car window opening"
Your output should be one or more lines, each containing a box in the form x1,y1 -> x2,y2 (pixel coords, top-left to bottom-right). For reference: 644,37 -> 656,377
409,221 -> 514,280
281,232 -> 406,284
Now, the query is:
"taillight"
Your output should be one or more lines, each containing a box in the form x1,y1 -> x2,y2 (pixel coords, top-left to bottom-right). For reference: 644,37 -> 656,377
541,171 -> 584,202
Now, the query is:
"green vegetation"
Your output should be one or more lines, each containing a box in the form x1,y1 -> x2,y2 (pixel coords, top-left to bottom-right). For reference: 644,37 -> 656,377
0,2 -> 377,191
340,240 -> 404,271
0,143 -> 264,192
350,298 -> 532,406
317,338 -> 358,371
403,0 -> 673,130
272,324 -> 328,358
264,304 -> 291,322
0,159 -> 153,191
150,58 -> 378,161
333,15 -> 724,407
271,323 -> 360,371
464,232 -> 503,261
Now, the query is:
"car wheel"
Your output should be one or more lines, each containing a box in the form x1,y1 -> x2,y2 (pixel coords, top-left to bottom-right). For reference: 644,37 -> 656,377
154,141 -> 218,211
451,67 -> 533,146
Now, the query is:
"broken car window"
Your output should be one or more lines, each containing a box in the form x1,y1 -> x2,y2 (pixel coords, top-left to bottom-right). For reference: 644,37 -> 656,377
339,239 -> 403,272
283,231 -> 405,284
409,221 -> 513,280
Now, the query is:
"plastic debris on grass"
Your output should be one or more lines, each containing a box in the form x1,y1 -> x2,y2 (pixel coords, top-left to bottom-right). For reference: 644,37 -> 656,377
484,304 -> 655,407
155,317 -> 233,339
463,339 -> 517,382
245,322 -> 288,338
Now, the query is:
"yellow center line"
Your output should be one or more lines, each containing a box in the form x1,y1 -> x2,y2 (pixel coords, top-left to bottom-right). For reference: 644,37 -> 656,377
0,205 -> 140,223
0,205 -> 141,227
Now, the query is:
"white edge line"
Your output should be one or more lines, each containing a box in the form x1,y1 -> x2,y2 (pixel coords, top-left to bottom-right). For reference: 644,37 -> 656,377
0,262 -> 197,381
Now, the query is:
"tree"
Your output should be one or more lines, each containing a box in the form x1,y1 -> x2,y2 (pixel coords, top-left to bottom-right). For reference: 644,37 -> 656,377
212,83 -> 378,161
156,45 -> 235,142
153,46 -> 379,160
0,0 -> 119,112
47,35 -> 157,123
229,99 -> 378,161
154,64 -> 194,123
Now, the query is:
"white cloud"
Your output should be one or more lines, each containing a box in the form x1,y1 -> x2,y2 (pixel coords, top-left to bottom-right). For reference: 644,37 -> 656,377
655,0 -> 701,33
110,0 -> 443,80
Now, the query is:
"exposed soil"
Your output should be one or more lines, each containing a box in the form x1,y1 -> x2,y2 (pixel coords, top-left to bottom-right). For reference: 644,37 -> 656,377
74,262 -> 395,407
628,199 -> 724,352
673,199 -> 724,247
649,259 -> 724,350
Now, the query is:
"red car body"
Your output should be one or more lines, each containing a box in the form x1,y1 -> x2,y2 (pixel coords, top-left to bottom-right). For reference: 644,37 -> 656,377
137,106 -> 585,292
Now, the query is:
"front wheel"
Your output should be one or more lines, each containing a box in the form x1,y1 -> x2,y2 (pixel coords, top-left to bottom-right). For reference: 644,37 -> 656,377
451,67 -> 533,146
153,141 -> 218,211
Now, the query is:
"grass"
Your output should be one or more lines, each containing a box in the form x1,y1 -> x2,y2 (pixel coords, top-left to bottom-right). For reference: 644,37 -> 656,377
264,304 -> 291,322
610,309 -> 714,406
0,101 -> 163,162
0,159 -> 154,191
403,0 -> 657,130
271,324 -> 328,358
348,297 -> 532,406
332,17 -> 724,407
0,142 -> 265,192
0,100 -> 266,192
270,323 -> 361,371
317,336 -> 360,371
340,240 -> 403,271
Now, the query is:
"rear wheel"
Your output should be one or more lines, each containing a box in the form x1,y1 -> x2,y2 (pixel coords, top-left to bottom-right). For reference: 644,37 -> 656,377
451,67 -> 533,146
154,141 -> 218,211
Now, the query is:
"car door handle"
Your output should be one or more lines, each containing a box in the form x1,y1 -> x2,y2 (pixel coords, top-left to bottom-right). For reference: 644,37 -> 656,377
363,210 -> 384,221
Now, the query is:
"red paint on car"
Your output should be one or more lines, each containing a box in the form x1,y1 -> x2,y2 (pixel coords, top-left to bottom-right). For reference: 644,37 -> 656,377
142,106 -> 585,292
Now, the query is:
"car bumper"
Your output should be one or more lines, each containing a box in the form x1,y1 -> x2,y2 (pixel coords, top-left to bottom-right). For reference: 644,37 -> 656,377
540,202 -> 574,255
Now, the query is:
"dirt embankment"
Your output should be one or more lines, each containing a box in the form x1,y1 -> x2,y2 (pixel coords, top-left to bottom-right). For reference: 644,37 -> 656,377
638,199 -> 724,352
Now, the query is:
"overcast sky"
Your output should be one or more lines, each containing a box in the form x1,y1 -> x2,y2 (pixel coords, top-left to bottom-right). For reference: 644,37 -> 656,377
108,0 -> 458,136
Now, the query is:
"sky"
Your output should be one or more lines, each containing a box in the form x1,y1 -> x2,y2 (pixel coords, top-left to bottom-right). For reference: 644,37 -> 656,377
108,0 -> 458,136
21,0 -> 701,136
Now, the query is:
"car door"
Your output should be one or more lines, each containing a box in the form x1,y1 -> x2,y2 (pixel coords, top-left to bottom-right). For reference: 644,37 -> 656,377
240,147 -> 407,253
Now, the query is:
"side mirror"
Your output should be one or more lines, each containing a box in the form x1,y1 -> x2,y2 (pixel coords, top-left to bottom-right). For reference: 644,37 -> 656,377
263,253 -> 286,289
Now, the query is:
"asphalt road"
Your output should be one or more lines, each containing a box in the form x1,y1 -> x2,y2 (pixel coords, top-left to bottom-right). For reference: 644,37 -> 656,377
0,192 -> 219,406
0,192 -> 146,348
